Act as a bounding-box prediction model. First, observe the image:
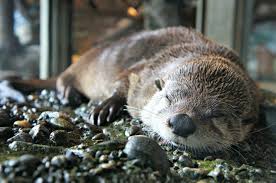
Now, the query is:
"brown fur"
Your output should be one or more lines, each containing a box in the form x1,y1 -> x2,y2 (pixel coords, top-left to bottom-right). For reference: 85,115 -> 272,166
8,27 -> 260,152
55,27 -> 260,152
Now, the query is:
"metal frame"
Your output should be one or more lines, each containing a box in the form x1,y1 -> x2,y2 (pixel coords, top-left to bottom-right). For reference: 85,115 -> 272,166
196,0 -> 255,64
40,0 -> 72,79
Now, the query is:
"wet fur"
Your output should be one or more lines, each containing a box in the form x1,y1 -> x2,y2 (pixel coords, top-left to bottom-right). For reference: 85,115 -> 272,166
15,27 -> 257,153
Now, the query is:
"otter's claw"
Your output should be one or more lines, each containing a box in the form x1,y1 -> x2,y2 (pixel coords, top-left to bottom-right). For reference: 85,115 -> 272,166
89,95 -> 126,126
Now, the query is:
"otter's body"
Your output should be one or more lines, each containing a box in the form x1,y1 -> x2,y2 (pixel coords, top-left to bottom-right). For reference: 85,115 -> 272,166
16,27 -> 262,152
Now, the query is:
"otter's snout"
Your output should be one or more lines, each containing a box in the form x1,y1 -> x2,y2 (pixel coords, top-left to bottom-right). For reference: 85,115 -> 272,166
168,114 -> 196,138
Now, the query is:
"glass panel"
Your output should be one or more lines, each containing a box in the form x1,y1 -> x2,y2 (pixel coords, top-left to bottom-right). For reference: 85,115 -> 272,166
71,0 -> 197,62
0,0 -> 40,78
247,0 -> 276,92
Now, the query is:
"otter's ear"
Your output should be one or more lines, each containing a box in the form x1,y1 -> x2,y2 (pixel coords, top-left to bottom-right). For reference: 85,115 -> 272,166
155,79 -> 165,91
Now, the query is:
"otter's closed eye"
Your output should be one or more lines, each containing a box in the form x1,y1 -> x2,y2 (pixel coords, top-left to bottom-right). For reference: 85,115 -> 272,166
204,111 -> 225,119
155,79 -> 165,91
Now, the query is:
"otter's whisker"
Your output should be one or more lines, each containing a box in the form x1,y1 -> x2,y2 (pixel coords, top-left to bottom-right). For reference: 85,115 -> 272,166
249,123 -> 276,135
125,105 -> 167,119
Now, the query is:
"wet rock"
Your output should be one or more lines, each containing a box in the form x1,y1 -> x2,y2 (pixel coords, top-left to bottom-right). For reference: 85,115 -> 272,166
51,155 -> 67,167
178,155 -> 194,167
49,117 -> 74,131
92,133 -> 106,140
0,127 -> 13,140
125,125 -> 140,137
207,165 -> 225,181
99,160 -> 116,169
77,123 -> 102,137
38,111 -> 74,130
94,140 -> 126,151
0,109 -> 11,126
181,167 -> 208,179
7,132 -> 32,143
50,130 -> 80,146
123,135 -> 170,175
49,130 -> 68,146
204,156 -> 214,161
109,151 -> 119,160
13,120 -> 32,128
19,154 -> 41,171
9,141 -> 64,153
29,124 -> 50,144
99,155 -> 109,163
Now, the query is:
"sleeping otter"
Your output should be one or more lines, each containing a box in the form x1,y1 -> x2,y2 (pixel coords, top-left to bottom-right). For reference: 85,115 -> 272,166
2,27 -> 260,153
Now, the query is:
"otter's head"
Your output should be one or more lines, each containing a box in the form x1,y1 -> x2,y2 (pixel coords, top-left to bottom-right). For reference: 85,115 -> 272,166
141,56 -> 259,153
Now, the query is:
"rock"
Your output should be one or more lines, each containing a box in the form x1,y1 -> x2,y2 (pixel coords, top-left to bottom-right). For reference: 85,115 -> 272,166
49,118 -> 74,130
49,130 -> 80,146
207,165 -> 225,181
77,123 -> 102,137
51,155 -> 67,167
92,133 -> 106,140
109,151 -> 119,160
0,109 -> 11,126
49,130 -> 67,146
19,154 -> 41,171
182,167 -> 208,179
9,141 -> 64,153
7,132 -> 32,143
38,111 -> 74,130
13,120 -> 32,128
125,125 -> 140,137
204,156 -> 214,161
99,155 -> 109,163
99,160 -> 116,169
0,127 -> 13,140
29,124 -> 50,144
178,155 -> 194,167
94,140 -> 126,151
123,135 -> 170,175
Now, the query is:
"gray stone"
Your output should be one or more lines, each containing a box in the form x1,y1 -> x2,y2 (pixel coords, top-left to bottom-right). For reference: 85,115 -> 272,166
29,124 -> 50,144
38,111 -> 74,130
9,141 -> 64,153
7,132 -> 32,143
123,135 -> 170,175
0,127 -> 13,140
0,109 -> 11,127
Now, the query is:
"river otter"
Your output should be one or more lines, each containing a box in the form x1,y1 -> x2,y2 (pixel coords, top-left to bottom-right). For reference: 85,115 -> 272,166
2,27 -> 260,153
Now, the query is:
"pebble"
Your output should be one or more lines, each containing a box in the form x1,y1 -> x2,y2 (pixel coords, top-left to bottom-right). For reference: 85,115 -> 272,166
51,155 -> 67,167
19,154 -> 41,173
99,155 -> 109,163
7,132 -> 32,143
123,135 -> 170,175
13,120 -> 32,128
92,133 -> 106,140
0,109 -> 11,127
124,125 -> 140,137
38,111 -> 74,130
29,124 -> 50,144
0,127 -> 13,140
99,160 -> 116,169
9,141 -> 64,153
178,155 -> 194,167
50,130 -> 70,146
182,167 -> 208,179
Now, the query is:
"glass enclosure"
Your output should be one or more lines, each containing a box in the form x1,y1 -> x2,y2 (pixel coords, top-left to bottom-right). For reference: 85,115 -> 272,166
0,0 -> 40,78
247,0 -> 276,91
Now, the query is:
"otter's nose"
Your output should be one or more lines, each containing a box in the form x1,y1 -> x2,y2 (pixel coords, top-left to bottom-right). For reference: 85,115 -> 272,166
168,114 -> 196,138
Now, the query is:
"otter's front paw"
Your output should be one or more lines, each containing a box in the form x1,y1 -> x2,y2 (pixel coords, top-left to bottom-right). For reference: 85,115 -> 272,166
89,95 -> 126,126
